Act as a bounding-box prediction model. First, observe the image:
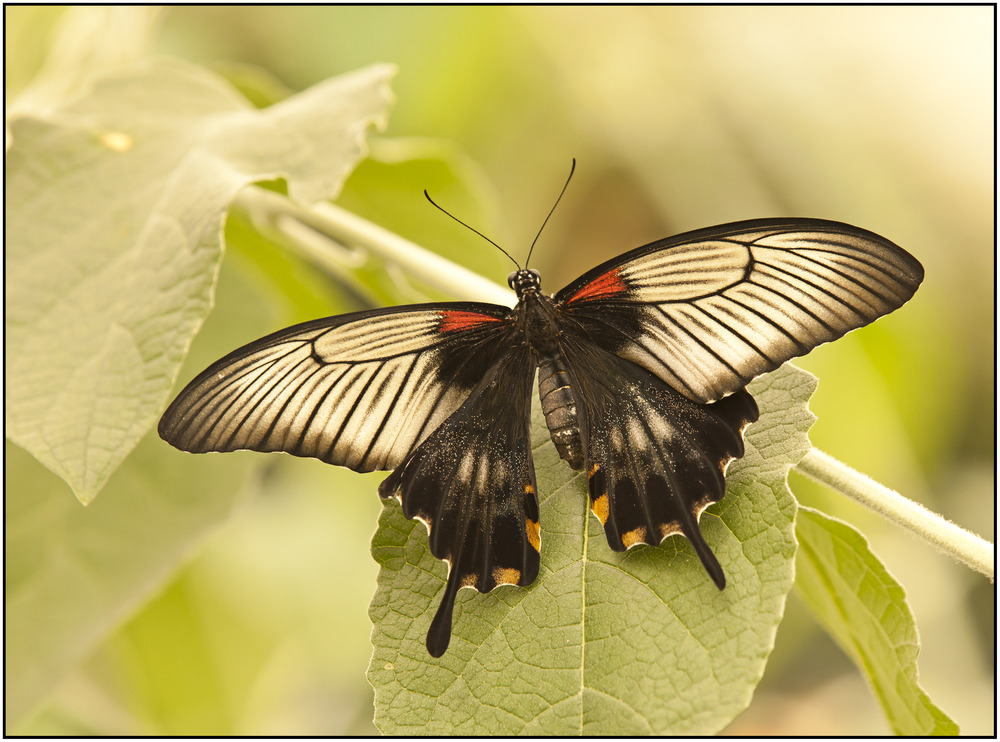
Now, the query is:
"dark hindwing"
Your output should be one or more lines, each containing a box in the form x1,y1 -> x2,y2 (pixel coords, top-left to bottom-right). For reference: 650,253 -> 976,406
158,303 -> 516,473
558,333 -> 759,588
378,344 -> 540,657
556,218 -> 924,404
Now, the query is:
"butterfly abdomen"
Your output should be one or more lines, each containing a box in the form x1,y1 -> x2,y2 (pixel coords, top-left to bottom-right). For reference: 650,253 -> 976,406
537,355 -> 584,470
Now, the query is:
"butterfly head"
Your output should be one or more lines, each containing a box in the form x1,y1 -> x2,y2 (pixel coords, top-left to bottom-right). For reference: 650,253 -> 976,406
508,268 -> 542,298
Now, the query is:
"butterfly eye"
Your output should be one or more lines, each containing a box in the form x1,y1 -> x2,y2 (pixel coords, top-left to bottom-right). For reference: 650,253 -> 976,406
507,271 -> 519,289
529,269 -> 541,281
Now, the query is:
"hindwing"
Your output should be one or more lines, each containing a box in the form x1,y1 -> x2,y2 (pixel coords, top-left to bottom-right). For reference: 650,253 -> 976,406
378,344 -> 540,657
556,218 -> 924,403
159,303 -> 515,472
558,333 -> 759,587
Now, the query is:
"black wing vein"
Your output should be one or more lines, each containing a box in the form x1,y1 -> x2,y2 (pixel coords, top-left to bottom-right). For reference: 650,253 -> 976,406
159,304 -> 516,473
557,218 -> 923,403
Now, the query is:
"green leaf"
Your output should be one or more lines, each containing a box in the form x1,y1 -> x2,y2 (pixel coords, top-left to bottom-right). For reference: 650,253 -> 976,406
3,238 -> 293,728
368,364 -> 817,734
5,58 -> 394,503
6,7 -> 162,119
794,507 -> 959,735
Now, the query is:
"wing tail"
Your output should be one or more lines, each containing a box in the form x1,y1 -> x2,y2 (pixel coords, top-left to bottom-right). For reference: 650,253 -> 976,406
565,339 -> 758,586
379,349 -> 540,656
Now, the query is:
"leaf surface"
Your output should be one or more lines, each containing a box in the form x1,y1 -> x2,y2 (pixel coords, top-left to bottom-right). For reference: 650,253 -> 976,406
368,364 -> 817,734
5,58 -> 394,503
3,232 -> 298,726
794,506 -> 959,735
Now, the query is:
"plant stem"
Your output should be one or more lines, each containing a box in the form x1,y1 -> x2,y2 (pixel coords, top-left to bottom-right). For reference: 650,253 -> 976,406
795,448 -> 994,580
235,186 -> 515,306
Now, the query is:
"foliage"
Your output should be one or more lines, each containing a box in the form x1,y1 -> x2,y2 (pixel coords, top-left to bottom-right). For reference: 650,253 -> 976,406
6,6 -> 983,736
6,55 -> 393,504
795,508 -> 958,735
369,365 -> 810,734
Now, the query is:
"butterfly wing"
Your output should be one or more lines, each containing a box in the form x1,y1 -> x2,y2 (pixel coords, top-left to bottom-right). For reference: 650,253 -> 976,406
379,344 -> 540,657
557,332 -> 758,587
158,303 -> 515,472
159,302 -> 539,657
555,218 -> 924,404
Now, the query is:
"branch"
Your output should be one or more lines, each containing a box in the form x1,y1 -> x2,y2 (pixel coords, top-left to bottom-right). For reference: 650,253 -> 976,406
234,185 -> 515,306
795,448 -> 994,580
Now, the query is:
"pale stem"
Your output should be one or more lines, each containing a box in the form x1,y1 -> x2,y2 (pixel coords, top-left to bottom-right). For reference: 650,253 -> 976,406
235,186 -> 515,306
235,185 -> 995,581
795,448 -> 994,580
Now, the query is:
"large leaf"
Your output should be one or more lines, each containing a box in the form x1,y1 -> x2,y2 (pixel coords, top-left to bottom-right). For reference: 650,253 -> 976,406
794,507 -> 959,735
3,233 -> 295,727
5,7 -> 162,120
5,57 -> 394,503
368,364 -> 817,734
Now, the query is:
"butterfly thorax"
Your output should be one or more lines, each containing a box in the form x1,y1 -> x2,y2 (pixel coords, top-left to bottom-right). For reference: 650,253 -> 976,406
516,289 -> 561,355
513,283 -> 586,471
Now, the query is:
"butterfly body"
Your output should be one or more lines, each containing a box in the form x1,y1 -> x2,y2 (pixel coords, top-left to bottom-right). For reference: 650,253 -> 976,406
536,353 -> 584,469
510,268 -> 586,467
159,217 -> 923,657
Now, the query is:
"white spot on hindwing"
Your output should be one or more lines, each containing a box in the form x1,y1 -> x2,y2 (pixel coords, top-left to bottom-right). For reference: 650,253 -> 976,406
414,513 -> 432,535
475,454 -> 491,492
458,448 -> 475,483
609,426 -> 625,453
626,416 -> 646,451
631,389 -> 677,447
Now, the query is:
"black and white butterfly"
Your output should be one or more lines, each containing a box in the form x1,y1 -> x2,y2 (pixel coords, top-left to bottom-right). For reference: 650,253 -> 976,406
159,180 -> 923,657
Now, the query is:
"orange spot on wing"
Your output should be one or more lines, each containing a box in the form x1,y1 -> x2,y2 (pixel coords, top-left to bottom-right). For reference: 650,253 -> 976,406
566,270 -> 628,304
438,310 -> 503,333
622,526 -> 648,548
525,518 -> 541,553
591,494 -> 609,525
492,567 -> 521,585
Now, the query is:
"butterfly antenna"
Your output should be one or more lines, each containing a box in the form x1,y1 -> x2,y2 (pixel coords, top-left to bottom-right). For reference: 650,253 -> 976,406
524,158 -> 576,269
424,190 -> 520,269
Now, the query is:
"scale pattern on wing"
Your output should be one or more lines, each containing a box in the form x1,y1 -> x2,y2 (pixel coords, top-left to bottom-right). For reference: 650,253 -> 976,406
378,345 -> 541,657
559,335 -> 759,588
158,304 -> 514,473
557,218 -> 924,403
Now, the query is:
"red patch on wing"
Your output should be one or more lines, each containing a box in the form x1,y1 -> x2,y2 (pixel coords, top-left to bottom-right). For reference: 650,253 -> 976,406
565,269 -> 629,304
438,310 -> 503,333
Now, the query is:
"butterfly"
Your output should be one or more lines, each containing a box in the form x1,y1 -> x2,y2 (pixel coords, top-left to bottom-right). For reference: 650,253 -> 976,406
158,172 -> 923,657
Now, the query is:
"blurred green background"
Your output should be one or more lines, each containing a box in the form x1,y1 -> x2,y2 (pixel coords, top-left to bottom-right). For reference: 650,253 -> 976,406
6,5 -> 993,735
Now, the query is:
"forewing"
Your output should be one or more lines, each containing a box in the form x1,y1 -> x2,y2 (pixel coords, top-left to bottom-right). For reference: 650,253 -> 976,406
556,218 -> 924,403
560,334 -> 759,588
158,303 -> 515,473
378,345 -> 540,657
